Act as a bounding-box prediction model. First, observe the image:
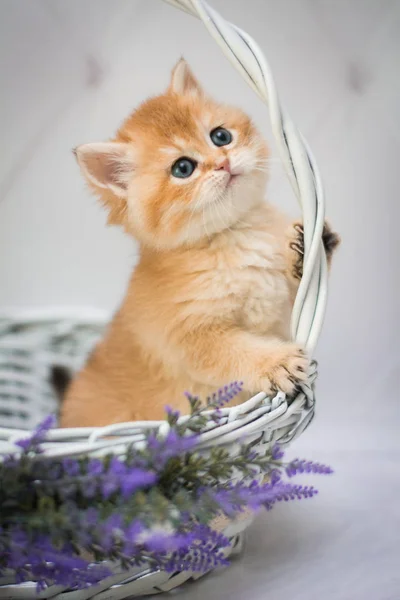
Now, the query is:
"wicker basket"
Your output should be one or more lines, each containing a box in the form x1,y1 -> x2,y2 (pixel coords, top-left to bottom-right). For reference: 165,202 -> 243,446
0,1 -> 328,598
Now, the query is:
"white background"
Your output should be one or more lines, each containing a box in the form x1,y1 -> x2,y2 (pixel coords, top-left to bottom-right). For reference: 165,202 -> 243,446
0,1 -> 399,598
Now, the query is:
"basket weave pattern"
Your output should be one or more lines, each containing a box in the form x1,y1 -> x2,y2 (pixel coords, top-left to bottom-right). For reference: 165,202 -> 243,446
0,0 -> 327,597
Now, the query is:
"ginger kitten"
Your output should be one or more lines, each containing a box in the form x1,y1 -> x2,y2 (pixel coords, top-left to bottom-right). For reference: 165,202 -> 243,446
61,59 -> 338,428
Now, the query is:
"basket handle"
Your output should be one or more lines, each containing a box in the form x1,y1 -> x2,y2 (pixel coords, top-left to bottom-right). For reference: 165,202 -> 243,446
163,0 -> 328,356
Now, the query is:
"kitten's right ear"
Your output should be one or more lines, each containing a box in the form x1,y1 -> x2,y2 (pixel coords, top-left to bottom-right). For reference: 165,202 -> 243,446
74,142 -> 134,198
168,58 -> 203,97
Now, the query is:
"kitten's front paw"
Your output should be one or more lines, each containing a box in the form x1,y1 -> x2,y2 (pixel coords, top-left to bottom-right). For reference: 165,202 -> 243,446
258,343 -> 309,396
322,222 -> 341,265
289,222 -> 304,280
289,221 -> 340,279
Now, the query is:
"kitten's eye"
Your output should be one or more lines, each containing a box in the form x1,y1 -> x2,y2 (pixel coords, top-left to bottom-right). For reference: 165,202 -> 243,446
210,127 -> 232,147
171,157 -> 197,179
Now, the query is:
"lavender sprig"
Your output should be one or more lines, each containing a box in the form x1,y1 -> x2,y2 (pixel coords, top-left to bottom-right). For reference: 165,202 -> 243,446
0,385 -> 332,593
206,381 -> 244,408
14,415 -> 56,454
285,459 -> 333,477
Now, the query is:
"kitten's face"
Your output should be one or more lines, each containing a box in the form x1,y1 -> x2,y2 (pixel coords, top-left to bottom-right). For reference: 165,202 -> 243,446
76,60 -> 269,249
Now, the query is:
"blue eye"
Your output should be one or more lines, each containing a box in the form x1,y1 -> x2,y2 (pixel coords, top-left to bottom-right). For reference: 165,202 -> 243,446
171,157 -> 197,178
210,127 -> 232,147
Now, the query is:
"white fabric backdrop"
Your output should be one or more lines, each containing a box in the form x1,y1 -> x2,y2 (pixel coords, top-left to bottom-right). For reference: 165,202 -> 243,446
0,1 -> 399,598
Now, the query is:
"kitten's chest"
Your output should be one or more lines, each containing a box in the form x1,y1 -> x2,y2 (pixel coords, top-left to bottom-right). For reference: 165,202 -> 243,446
201,233 -> 290,329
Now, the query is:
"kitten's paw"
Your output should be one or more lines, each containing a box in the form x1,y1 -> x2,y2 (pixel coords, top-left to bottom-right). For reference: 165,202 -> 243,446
259,344 -> 309,396
289,222 -> 304,280
289,221 -> 340,279
322,222 -> 341,265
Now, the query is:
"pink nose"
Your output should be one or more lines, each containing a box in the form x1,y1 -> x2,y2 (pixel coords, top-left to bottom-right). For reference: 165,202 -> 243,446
215,158 -> 231,174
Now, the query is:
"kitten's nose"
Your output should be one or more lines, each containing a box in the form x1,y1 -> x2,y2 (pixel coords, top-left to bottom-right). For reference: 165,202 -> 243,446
215,158 -> 231,174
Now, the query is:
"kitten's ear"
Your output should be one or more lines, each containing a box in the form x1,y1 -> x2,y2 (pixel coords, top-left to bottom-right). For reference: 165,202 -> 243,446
74,142 -> 134,198
169,58 -> 203,97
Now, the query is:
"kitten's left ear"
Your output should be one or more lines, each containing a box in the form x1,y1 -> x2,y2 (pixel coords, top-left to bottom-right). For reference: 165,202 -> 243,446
169,58 -> 203,97
74,142 -> 134,198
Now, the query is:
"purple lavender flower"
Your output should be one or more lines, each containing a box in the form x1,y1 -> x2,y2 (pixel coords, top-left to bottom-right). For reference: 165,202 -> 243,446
207,479 -> 318,514
165,406 -> 181,424
271,443 -> 285,460
162,525 -> 230,573
100,458 -> 156,499
146,429 -> 197,470
15,414 -> 56,453
206,381 -> 243,407
270,469 -> 282,484
101,478 -> 119,500
285,459 -> 333,478
62,458 -> 80,477
87,459 -> 103,476
125,520 -> 144,545
120,469 -> 157,498
1,526 -> 112,592
108,456 -> 127,476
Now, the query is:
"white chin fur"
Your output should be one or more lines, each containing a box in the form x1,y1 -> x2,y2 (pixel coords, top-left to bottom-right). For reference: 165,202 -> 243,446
182,171 -> 265,242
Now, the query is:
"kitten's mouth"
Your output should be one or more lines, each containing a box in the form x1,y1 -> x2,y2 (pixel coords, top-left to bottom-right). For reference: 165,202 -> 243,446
226,173 -> 240,187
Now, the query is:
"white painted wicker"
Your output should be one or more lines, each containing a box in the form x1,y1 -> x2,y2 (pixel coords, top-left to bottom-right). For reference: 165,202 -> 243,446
0,0 -> 328,597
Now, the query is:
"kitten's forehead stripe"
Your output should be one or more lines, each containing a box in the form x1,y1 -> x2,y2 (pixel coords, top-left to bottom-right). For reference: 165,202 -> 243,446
172,137 -> 187,149
159,147 -> 177,156
121,96 -> 202,144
